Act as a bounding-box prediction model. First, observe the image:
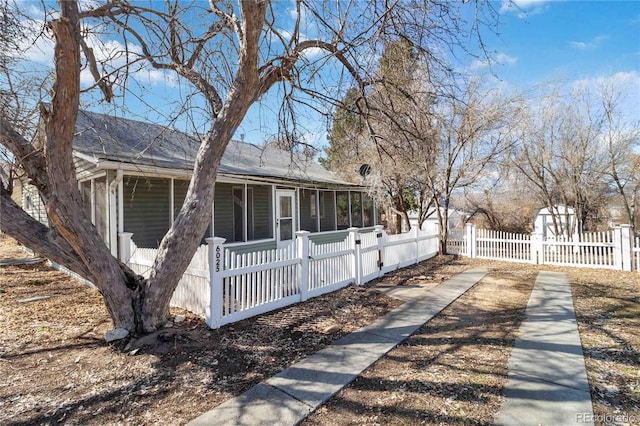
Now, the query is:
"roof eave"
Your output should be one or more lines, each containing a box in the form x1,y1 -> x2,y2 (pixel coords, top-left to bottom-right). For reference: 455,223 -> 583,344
76,153 -> 364,190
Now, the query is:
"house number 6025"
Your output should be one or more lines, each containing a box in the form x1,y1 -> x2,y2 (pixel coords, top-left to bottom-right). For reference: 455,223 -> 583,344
215,246 -> 221,272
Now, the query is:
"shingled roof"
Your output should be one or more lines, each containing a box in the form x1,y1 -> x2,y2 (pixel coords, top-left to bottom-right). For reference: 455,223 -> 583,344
72,109 -> 351,186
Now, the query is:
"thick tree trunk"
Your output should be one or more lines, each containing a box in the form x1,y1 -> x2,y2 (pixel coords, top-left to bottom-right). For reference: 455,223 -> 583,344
139,2 -> 267,332
437,198 -> 450,255
37,1 -> 144,333
438,215 -> 448,255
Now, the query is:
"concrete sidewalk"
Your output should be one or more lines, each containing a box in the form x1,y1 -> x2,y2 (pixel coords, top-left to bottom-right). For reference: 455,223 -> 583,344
188,268 -> 488,426
495,271 -> 594,426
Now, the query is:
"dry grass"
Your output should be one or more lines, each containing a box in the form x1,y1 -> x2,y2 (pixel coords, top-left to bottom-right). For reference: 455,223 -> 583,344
568,268 -> 640,422
305,259 -> 640,425
2,235 -> 638,425
304,261 -> 537,425
0,238 -> 465,426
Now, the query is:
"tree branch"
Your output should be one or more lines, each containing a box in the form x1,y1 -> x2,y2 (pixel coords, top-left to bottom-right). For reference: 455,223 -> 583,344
0,187 -> 94,281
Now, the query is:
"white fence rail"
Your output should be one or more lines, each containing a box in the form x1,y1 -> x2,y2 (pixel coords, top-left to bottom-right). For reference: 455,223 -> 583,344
476,228 -> 532,263
541,231 -> 616,269
456,223 -> 638,272
121,225 -> 439,329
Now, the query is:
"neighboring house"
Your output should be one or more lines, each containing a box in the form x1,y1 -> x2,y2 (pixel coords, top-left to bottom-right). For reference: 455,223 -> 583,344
22,109 -> 377,256
532,205 -> 576,239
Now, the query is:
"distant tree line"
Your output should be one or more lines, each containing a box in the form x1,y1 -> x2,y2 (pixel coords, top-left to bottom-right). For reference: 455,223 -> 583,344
322,42 -> 639,246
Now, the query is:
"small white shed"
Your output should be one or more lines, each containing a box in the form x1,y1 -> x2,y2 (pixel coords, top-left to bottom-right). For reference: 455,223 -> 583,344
533,205 -> 576,240
408,208 -> 465,232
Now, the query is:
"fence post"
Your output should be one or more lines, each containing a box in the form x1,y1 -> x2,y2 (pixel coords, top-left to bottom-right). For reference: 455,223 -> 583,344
348,227 -> 362,285
206,237 -> 226,329
531,233 -> 543,265
413,226 -> 420,264
296,231 -> 311,300
117,232 -> 133,263
619,225 -> 632,271
374,225 -> 385,277
465,223 -> 476,258
613,227 -> 622,270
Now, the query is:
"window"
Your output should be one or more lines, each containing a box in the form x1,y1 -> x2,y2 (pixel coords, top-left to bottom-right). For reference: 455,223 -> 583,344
249,185 -> 272,240
226,184 -> 272,243
363,195 -> 374,227
319,191 -> 336,231
299,189 -> 318,232
350,192 -> 362,228
233,187 -> 244,242
336,191 -> 349,229
123,177 -> 171,248
310,191 -> 317,218
80,177 -> 109,244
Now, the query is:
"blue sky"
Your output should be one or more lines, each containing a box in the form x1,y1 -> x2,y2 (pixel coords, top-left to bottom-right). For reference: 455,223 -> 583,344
12,0 -> 640,146
245,0 -> 640,147
482,0 -> 640,90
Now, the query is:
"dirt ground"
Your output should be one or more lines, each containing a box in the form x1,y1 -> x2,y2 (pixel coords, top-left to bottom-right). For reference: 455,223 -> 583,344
0,236 -> 465,426
1,235 -> 638,425
568,268 -> 640,423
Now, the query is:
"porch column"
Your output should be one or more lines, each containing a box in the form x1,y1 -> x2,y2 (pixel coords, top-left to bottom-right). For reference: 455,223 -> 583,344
118,232 -> 133,263
117,169 -> 124,233
108,176 -> 117,257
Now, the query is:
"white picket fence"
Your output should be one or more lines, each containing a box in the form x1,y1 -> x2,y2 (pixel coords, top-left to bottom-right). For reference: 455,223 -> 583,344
453,224 -> 638,272
120,225 -> 439,329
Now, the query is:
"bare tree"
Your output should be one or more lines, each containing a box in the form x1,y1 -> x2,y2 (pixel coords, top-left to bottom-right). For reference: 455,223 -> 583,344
0,0 -> 500,339
323,40 -> 441,234
424,77 -> 518,253
510,85 -> 614,238
600,81 -> 640,234
464,170 -> 540,233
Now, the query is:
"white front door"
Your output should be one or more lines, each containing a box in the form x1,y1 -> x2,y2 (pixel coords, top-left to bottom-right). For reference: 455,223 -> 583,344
276,190 -> 296,247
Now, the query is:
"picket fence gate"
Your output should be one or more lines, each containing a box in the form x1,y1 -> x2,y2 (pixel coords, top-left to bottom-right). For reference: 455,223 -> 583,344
119,225 -> 439,329
450,223 -> 639,272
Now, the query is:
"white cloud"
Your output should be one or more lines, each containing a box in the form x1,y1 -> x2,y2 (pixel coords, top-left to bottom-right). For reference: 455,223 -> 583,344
500,0 -> 551,18
496,53 -> 518,66
300,46 -> 326,60
568,35 -> 608,50
13,19 -> 55,65
573,71 -> 640,92
469,52 -> 518,70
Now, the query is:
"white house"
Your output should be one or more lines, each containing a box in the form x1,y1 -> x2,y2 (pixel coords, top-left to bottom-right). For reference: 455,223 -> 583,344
22,109 -> 379,257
